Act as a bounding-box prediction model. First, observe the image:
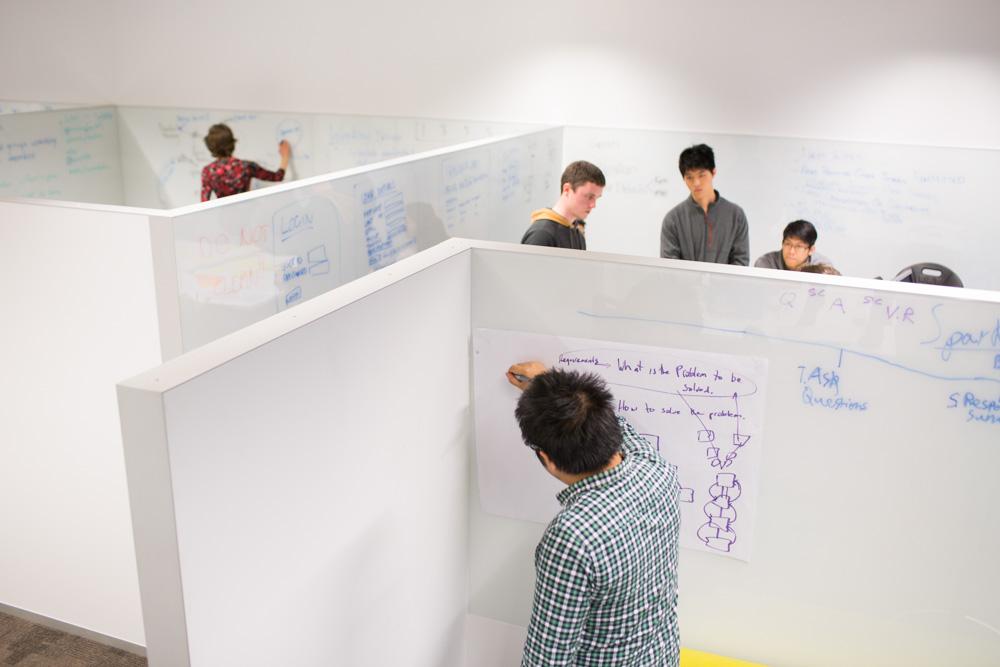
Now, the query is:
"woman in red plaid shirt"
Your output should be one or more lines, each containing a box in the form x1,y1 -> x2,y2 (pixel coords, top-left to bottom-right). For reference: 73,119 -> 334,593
201,123 -> 291,201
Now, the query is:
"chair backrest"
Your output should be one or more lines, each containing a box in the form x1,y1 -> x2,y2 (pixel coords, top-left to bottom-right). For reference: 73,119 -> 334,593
891,262 -> 963,287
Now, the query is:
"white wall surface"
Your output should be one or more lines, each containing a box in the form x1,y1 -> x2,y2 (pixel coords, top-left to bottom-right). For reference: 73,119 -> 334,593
0,200 -> 162,646
1,1 -> 997,149
0,1 -> 116,105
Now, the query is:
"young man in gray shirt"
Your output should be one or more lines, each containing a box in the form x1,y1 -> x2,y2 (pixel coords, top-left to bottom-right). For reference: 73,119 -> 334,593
660,144 -> 749,265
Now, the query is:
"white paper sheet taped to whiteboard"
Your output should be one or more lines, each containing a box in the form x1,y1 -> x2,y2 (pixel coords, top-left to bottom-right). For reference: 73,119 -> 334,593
473,327 -> 768,562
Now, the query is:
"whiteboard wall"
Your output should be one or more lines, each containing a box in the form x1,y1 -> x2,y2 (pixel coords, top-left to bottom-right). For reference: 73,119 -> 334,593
164,127 -> 563,351
117,105 -> 538,208
116,240 -> 1000,665
0,106 -> 124,204
0,99 -> 82,114
567,126 -> 1000,291
468,245 -> 1000,667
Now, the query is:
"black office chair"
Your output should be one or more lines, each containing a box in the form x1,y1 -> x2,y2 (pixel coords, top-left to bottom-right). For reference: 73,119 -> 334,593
891,262 -> 963,287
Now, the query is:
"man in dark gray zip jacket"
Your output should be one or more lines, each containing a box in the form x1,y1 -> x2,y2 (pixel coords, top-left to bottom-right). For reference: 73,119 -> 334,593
660,144 -> 749,266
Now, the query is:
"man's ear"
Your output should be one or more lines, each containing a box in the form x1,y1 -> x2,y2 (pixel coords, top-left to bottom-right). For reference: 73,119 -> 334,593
561,182 -> 573,197
537,449 -> 558,474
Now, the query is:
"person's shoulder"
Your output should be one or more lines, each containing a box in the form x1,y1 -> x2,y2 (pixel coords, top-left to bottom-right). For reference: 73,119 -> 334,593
716,193 -> 747,216
541,508 -> 592,555
662,198 -> 690,222
754,250 -> 782,268
522,220 -> 558,246
619,417 -> 663,462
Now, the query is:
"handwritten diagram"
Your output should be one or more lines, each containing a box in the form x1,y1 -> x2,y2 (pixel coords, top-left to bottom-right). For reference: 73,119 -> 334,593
442,152 -> 489,236
0,108 -> 118,202
472,328 -> 767,562
173,195 -> 343,313
355,178 -> 417,271
272,197 -> 342,311
576,280 -> 1000,432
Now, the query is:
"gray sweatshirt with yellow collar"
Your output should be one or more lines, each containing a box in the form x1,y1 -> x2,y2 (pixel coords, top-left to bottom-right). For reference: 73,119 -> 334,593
521,208 -> 586,250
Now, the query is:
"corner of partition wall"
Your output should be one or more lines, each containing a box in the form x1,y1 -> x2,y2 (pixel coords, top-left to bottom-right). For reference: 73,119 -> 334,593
116,381 -> 191,667
147,215 -> 185,361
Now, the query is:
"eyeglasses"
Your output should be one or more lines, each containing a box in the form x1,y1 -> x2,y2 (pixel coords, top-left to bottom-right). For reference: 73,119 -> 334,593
782,241 -> 812,253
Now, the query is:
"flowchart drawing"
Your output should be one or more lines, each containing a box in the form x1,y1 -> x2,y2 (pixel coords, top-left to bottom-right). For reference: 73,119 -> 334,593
472,328 -> 767,562
697,473 -> 743,552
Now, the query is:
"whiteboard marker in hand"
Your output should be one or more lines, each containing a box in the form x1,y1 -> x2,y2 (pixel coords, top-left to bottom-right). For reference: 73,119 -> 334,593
506,361 -> 547,390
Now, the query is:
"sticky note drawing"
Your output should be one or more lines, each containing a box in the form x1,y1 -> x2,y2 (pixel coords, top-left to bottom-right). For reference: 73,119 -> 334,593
473,328 -> 767,562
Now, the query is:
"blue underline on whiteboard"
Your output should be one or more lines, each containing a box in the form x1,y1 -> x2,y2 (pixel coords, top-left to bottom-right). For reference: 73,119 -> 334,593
575,309 -> 1000,386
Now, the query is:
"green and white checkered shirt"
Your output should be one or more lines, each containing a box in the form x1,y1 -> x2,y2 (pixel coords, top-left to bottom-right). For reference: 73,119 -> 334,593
522,417 -> 681,666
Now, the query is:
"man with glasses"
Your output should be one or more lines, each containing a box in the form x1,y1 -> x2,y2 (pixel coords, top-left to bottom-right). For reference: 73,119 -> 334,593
754,220 -> 830,271
505,362 -> 681,667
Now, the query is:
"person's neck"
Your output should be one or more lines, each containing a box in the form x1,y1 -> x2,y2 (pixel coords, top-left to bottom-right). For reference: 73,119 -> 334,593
694,190 -> 716,213
551,201 -> 575,222
556,451 -> 623,486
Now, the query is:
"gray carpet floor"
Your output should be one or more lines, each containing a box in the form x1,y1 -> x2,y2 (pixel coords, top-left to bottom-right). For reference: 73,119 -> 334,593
0,612 -> 146,666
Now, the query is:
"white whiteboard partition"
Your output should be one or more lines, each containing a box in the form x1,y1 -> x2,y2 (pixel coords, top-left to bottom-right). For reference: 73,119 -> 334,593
467,245 -> 1000,667
117,105 -> 538,208
117,242 -> 474,667
166,127 -> 563,351
0,129 -> 558,646
0,106 -> 124,204
0,199 -> 163,648
117,106 -> 318,209
118,241 -> 1000,666
567,126 -> 1000,291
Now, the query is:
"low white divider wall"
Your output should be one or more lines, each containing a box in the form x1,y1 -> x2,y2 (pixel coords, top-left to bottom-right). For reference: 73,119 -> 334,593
0,198 -> 164,649
117,240 -> 1000,666
157,126 -> 563,351
0,126 -> 560,648
117,240 -> 474,666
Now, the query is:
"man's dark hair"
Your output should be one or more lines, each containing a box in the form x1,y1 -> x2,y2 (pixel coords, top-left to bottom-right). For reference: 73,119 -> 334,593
204,124 -> 236,158
678,144 -> 715,176
561,160 -> 606,191
514,369 -> 622,475
782,220 -> 818,246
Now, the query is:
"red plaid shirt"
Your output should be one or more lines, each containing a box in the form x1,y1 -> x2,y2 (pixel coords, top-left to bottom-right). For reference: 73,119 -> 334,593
201,157 -> 285,201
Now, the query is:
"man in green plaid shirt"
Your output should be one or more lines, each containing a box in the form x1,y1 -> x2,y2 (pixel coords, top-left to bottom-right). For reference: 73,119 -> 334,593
507,362 -> 681,666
